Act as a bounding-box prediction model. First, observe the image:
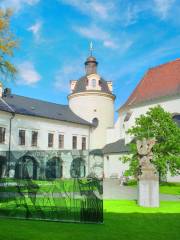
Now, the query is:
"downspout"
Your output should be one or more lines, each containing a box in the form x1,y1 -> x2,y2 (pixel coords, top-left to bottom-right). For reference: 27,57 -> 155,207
87,125 -> 91,176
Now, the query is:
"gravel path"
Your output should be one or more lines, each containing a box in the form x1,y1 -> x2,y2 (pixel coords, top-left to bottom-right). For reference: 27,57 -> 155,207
103,179 -> 180,201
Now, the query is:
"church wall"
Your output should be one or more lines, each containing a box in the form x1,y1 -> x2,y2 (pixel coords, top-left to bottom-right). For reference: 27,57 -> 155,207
118,96 -> 180,143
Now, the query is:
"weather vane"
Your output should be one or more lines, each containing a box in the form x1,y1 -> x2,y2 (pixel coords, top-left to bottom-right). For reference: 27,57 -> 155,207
89,41 -> 93,56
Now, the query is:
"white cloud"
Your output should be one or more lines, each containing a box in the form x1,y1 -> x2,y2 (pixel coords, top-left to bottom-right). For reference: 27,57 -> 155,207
0,0 -> 40,13
59,0 -> 115,20
153,0 -> 175,19
27,20 -> 42,41
17,61 -> 41,86
73,24 -> 119,49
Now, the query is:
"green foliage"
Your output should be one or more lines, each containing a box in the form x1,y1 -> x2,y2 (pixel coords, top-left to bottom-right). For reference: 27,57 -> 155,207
122,106 -> 180,179
0,8 -> 18,81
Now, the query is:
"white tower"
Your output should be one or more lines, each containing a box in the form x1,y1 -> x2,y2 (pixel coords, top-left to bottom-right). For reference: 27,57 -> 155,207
68,52 -> 115,149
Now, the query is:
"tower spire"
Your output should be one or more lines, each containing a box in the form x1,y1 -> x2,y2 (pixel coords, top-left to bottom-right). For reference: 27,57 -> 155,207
89,41 -> 93,56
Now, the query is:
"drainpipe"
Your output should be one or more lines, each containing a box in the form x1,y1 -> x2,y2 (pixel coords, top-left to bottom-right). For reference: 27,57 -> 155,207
8,112 -> 15,174
87,126 -> 91,176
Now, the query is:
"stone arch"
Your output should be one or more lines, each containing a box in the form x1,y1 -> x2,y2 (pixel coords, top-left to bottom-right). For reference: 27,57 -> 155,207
70,157 -> 86,178
45,156 -> 63,179
15,155 -> 39,180
0,155 -> 7,178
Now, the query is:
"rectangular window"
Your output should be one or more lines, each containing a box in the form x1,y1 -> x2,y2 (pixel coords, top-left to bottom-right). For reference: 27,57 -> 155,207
19,130 -> 25,146
72,136 -> 77,149
31,131 -> 38,147
0,127 -> 6,144
48,133 -> 54,147
82,137 -> 86,150
59,134 -> 64,149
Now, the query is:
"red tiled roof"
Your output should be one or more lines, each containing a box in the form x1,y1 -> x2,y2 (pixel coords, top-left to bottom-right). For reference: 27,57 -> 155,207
122,58 -> 180,109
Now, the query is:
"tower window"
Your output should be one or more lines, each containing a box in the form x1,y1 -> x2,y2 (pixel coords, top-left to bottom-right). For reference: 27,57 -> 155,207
92,118 -> 99,127
91,79 -> 96,88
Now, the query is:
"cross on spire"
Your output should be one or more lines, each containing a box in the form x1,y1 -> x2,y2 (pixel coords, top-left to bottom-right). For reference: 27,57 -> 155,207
89,41 -> 93,56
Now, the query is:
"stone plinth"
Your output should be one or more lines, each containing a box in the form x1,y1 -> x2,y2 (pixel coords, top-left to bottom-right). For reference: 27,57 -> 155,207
138,165 -> 159,207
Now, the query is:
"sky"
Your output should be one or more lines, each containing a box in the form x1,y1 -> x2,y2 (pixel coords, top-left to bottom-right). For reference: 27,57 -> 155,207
0,0 -> 180,114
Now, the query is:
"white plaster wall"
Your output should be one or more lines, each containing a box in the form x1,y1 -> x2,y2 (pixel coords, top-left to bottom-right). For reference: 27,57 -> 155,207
106,117 -> 121,144
69,92 -> 114,149
0,111 -> 89,151
104,154 -> 129,178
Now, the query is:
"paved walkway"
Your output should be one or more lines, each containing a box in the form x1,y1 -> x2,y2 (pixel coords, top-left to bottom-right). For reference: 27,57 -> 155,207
103,179 -> 180,201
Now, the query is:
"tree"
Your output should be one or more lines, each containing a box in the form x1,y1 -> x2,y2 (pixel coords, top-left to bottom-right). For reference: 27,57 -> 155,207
0,8 -> 18,81
122,106 -> 180,181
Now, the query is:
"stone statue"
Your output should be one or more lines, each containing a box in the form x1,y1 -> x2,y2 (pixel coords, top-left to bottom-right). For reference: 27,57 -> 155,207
137,138 -> 159,207
137,138 -> 156,172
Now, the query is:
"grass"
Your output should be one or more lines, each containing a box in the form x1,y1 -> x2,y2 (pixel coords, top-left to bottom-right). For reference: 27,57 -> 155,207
125,180 -> 180,195
0,200 -> 180,240
0,178 -> 97,193
159,182 -> 180,195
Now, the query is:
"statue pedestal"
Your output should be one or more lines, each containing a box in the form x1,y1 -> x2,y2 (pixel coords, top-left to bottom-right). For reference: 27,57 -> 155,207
138,167 -> 159,207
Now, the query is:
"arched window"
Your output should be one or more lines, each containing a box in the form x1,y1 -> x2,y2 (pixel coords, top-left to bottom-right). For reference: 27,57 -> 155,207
15,155 -> 39,180
70,157 -> 86,178
92,117 -> 99,127
46,157 -> 63,179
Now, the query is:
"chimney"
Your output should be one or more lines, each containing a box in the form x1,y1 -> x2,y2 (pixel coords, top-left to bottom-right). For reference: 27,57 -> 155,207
4,88 -> 11,96
0,82 -> 3,98
107,81 -> 113,92
70,80 -> 77,92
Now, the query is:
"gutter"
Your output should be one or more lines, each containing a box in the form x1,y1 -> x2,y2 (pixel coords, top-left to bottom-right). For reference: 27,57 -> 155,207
87,126 -> 91,175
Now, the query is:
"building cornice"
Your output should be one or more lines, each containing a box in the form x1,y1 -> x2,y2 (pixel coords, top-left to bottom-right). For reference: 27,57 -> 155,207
68,91 -> 116,100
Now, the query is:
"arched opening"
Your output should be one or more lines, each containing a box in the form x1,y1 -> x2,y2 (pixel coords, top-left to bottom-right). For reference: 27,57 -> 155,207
92,117 -> 99,127
15,155 -> 39,180
0,156 -> 7,178
70,157 -> 86,178
46,157 -> 63,179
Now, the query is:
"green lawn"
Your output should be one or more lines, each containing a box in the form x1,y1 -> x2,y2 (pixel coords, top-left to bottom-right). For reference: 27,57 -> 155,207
159,182 -> 180,195
0,200 -> 180,240
126,181 -> 180,195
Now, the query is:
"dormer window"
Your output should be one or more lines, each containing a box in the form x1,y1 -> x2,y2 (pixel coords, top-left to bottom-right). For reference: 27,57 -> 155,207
86,74 -> 101,91
92,79 -> 96,88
